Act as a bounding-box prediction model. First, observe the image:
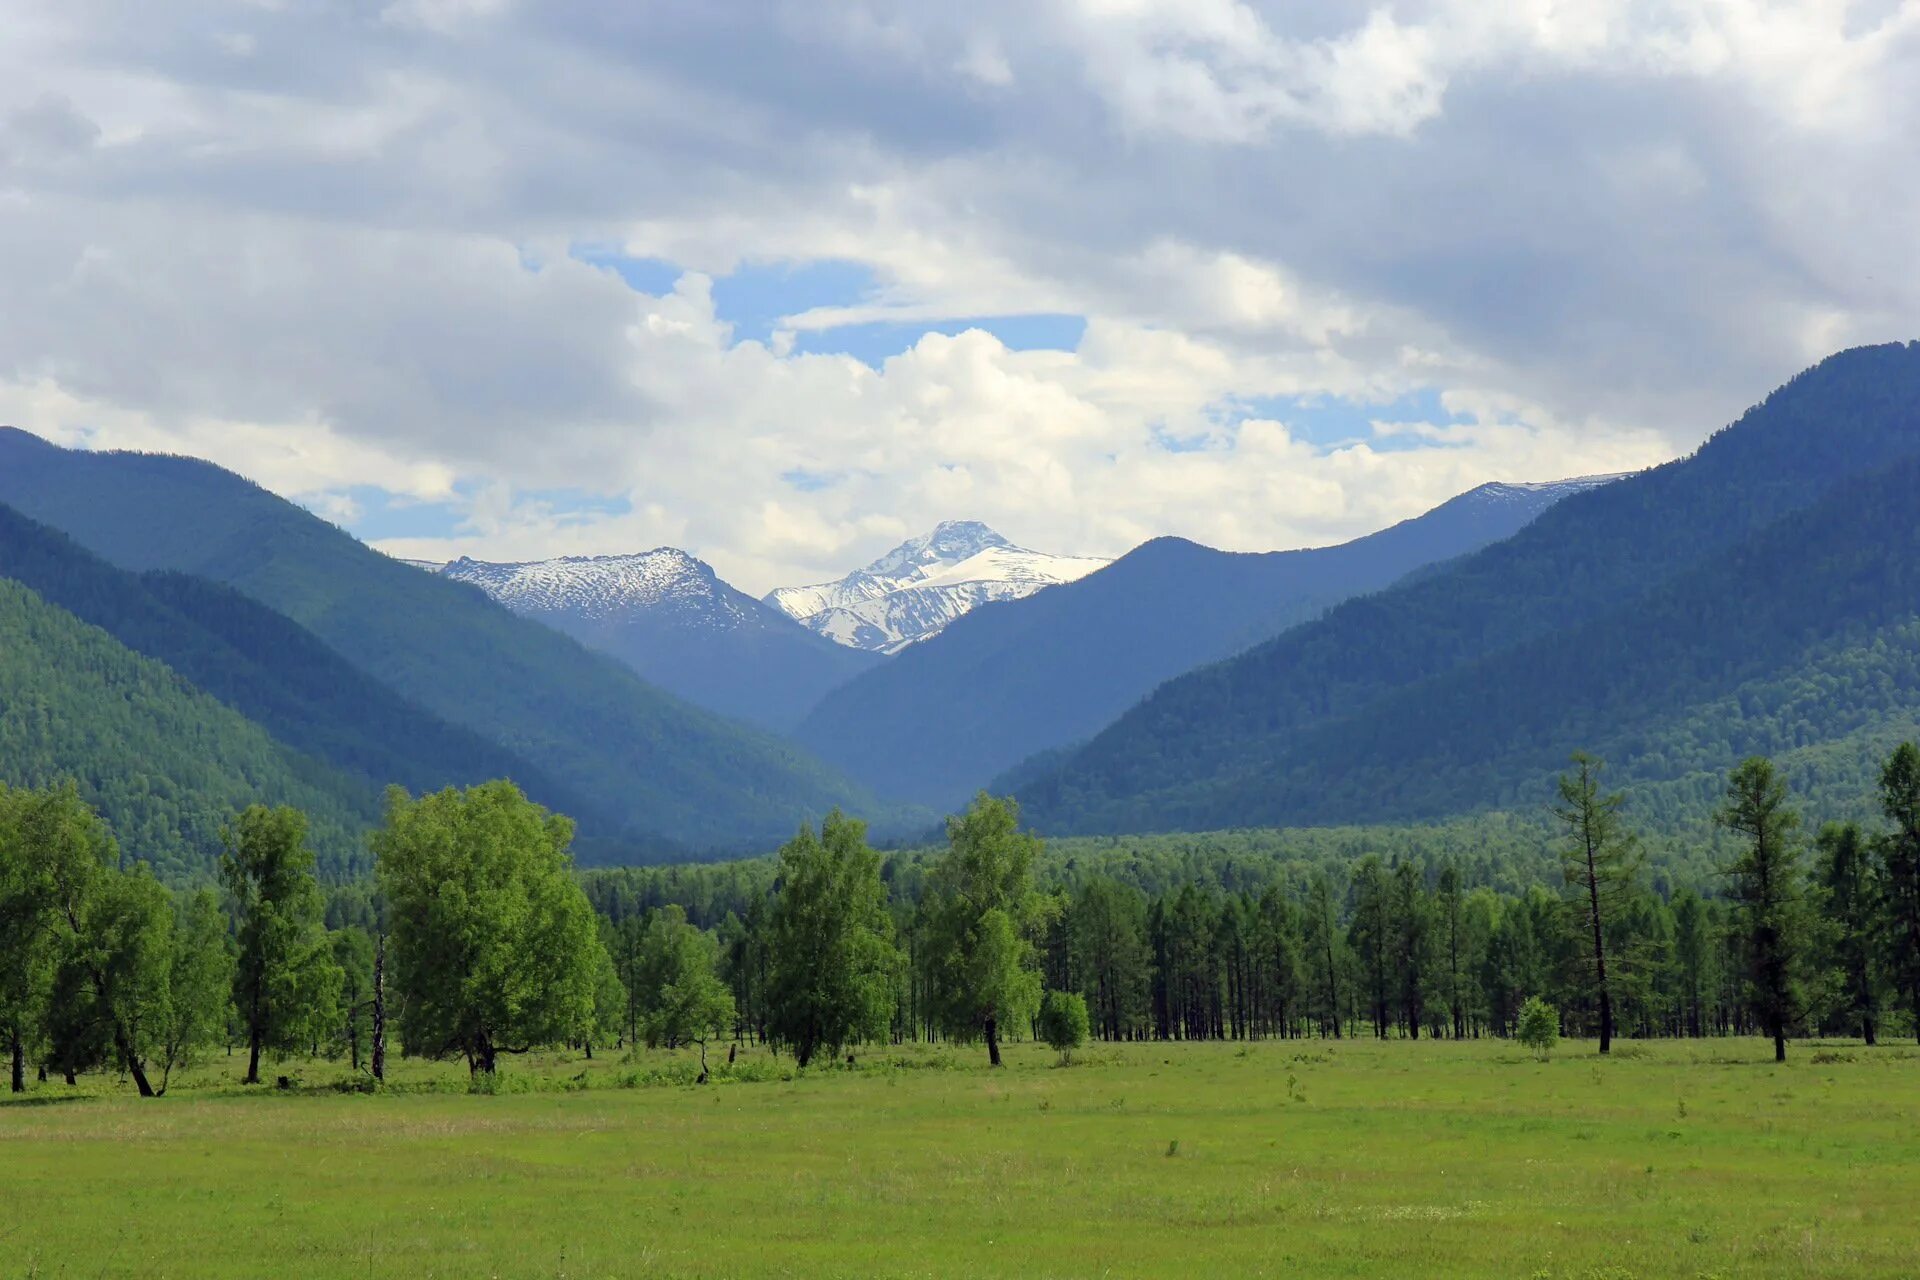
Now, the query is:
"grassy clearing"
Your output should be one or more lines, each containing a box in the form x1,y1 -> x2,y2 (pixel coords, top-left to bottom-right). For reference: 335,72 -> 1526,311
4,1037 -> 1917,1279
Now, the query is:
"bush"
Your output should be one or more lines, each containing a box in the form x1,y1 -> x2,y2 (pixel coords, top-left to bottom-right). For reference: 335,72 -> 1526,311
1516,997 -> 1560,1060
1037,990 -> 1090,1062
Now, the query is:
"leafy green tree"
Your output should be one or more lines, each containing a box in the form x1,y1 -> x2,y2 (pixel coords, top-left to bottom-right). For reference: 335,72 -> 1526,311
1037,989 -> 1090,1062
330,927 -> 376,1072
19,784 -> 171,1096
583,944 -> 627,1058
634,907 -> 734,1077
923,795 -> 1044,1066
373,782 -> 601,1075
1879,742 -> 1920,1044
1719,758 -> 1812,1062
157,888 -> 234,1093
765,811 -> 898,1068
222,805 -> 341,1084
0,784 -> 58,1092
1553,753 -> 1643,1054
1814,822 -> 1880,1044
1516,996 -> 1559,1060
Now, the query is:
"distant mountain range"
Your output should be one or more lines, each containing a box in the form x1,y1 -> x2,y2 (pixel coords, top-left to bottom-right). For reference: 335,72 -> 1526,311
0,428 -> 907,862
422,550 -> 878,732
793,477 -> 1618,807
765,520 -> 1110,653
1012,342 -> 1920,836
4,343 -> 1918,874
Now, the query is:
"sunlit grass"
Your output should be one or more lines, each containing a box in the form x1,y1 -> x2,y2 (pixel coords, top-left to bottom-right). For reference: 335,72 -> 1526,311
4,1036 -> 1917,1278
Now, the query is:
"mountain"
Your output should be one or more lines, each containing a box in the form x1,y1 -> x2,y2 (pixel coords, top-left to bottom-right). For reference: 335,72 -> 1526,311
0,574 -> 374,880
0,429 -> 902,852
794,477 -> 1616,807
0,504 -> 597,833
431,550 -> 879,731
765,520 -> 1110,653
1012,342 -> 1920,835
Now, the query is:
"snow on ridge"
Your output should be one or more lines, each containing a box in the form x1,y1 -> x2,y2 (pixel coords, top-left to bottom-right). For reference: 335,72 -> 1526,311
437,548 -> 762,629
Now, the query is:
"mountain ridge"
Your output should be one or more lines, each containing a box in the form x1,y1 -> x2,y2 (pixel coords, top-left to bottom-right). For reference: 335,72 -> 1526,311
797,474 -> 1619,807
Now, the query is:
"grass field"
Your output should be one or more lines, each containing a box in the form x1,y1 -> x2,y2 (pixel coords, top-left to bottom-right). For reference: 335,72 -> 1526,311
4,1037 -> 1917,1278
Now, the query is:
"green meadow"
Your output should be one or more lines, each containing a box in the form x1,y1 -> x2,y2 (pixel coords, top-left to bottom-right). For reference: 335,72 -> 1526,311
5,1037 -> 1917,1279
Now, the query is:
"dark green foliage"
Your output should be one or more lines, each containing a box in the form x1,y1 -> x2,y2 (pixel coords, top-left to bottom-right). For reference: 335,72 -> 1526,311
1719,758 -> 1814,1062
1016,343 -> 1920,836
1814,822 -> 1880,1044
0,577 -> 369,881
0,429 -> 903,852
1878,742 -> 1920,1042
0,504 -> 597,846
1037,989 -> 1090,1058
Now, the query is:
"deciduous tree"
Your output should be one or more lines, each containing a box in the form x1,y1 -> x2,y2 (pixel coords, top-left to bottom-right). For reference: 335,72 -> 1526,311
373,782 -> 601,1075
765,811 -> 897,1068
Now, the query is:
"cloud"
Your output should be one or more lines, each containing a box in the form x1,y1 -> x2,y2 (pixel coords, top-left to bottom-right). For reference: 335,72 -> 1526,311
0,0 -> 1915,592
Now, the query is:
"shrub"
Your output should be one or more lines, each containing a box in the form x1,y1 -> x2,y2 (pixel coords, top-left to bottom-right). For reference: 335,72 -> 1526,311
1037,990 -> 1090,1062
1516,997 -> 1560,1060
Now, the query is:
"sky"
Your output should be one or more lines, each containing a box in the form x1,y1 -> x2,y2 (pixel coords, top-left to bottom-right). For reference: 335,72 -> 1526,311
1,1 -> 1916,595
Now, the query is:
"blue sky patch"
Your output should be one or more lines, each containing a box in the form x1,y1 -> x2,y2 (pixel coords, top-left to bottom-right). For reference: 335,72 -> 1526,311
1215,388 -> 1468,452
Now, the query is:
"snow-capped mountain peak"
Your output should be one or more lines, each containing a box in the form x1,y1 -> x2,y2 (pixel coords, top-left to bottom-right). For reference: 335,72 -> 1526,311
438,548 -> 764,630
765,522 -> 1110,654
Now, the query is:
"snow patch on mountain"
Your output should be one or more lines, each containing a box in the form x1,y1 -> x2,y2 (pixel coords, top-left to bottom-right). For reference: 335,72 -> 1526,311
766,520 -> 1110,653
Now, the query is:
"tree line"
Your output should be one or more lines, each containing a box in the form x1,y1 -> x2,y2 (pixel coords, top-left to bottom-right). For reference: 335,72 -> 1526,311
7,744 -> 1920,1095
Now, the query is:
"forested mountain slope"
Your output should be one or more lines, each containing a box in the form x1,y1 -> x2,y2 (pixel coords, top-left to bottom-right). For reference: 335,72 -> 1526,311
0,429 -> 898,849
797,477 -> 1615,807
0,577 -> 372,878
0,505 -> 597,822
435,549 -> 878,732
1016,342 -> 1920,833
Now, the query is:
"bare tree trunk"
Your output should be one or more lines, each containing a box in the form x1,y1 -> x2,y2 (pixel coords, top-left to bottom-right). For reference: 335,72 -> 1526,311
9,1030 -> 23,1094
985,1017 -> 1002,1067
245,1033 -> 262,1086
117,1025 -> 155,1098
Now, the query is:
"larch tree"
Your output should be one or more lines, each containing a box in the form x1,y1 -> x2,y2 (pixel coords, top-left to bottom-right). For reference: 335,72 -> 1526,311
1436,859 -> 1466,1039
1719,757 -> 1811,1063
923,794 -> 1044,1066
1814,822 -> 1880,1045
765,811 -> 898,1069
1553,753 -> 1643,1054
222,805 -> 341,1085
373,782 -> 602,1075
1879,741 -> 1920,1044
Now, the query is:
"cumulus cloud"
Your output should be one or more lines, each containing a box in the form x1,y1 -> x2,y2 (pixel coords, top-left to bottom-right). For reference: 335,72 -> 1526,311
0,0 -> 1915,592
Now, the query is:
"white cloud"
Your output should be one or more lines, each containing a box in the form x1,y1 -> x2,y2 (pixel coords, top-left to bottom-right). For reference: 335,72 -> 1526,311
0,0 -> 1914,593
